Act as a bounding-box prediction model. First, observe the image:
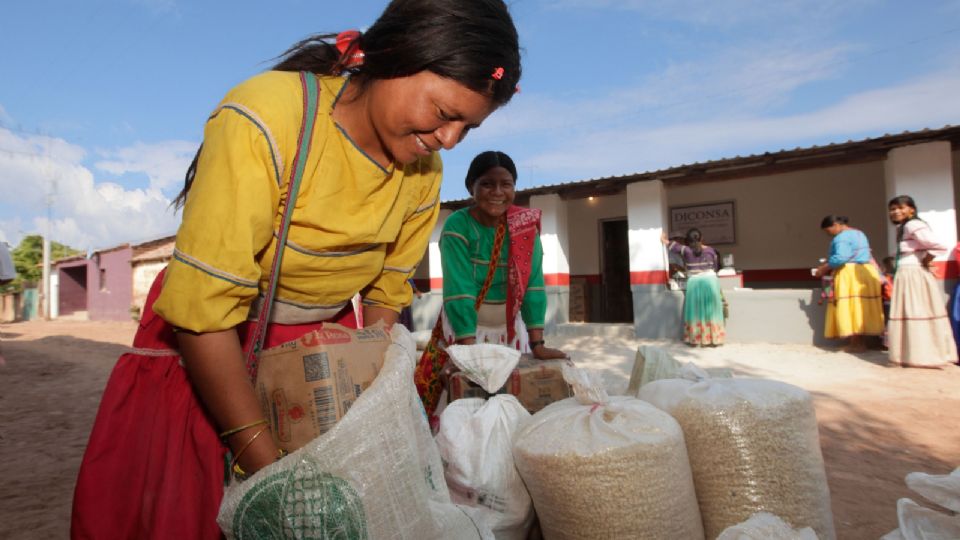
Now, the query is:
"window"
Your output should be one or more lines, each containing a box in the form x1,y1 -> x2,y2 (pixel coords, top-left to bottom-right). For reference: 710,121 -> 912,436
99,268 -> 107,291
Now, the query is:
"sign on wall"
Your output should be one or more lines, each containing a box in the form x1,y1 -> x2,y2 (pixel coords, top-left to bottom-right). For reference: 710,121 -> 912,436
669,200 -> 736,244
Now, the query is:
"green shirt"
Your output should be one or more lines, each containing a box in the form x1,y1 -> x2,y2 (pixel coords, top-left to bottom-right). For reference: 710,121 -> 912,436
440,208 -> 546,340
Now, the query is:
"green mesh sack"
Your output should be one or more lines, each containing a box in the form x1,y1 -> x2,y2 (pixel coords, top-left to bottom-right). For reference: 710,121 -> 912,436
232,468 -> 367,540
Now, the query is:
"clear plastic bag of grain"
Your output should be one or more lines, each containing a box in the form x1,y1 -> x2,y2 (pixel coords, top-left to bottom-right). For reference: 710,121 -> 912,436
639,378 -> 835,540
511,366 -> 703,540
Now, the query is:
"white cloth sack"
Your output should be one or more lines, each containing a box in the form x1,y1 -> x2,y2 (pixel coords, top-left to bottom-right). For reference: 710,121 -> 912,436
882,467 -> 960,540
905,468 -> 960,513
217,325 -> 492,540
511,365 -> 703,540
639,377 -> 835,540
436,395 -> 533,540
717,512 -> 818,540
884,498 -> 960,540
411,330 -> 432,351
626,344 -> 731,396
446,343 -> 521,393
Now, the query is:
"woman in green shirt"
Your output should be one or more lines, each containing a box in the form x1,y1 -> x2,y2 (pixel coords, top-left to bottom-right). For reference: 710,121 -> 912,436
415,151 -> 566,414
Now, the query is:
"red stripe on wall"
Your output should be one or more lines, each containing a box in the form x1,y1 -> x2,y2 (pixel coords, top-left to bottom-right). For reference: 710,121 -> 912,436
543,273 -> 570,286
570,274 -> 602,284
744,263 -> 958,282
630,270 -> 668,285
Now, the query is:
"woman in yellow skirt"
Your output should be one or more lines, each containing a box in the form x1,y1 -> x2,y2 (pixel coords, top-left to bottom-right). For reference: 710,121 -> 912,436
814,215 -> 884,352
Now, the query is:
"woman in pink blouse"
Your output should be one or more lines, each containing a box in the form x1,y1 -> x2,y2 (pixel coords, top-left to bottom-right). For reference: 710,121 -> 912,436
886,195 -> 958,368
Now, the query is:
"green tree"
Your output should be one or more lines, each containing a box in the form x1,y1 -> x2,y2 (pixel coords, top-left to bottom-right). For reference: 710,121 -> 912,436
4,235 -> 82,293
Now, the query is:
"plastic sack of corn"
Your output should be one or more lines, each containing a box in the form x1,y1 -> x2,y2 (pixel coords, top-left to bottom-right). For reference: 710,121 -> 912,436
511,366 -> 703,540
639,377 -> 835,540
217,325 -> 491,540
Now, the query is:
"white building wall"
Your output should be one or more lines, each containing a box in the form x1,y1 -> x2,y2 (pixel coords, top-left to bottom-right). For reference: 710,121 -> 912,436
530,194 -> 571,279
427,208 -> 453,290
132,261 -> 166,317
884,141 -> 957,258
626,180 -> 669,280
566,195 -> 627,276
953,149 -> 960,237
666,161 -> 890,271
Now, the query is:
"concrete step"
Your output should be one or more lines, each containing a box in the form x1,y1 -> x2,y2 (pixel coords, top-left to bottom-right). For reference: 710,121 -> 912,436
554,322 -> 635,339
56,311 -> 89,321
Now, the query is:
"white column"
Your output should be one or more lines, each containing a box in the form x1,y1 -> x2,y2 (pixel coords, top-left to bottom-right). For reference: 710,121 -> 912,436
427,208 -> 452,291
626,180 -> 669,285
529,194 -> 570,285
885,141 -> 957,259
530,194 -> 570,328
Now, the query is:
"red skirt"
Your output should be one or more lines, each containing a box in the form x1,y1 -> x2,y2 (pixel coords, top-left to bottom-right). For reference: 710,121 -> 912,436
71,270 -> 357,539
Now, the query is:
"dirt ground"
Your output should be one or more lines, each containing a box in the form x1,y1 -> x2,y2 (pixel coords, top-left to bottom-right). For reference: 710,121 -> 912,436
1,319 -> 958,539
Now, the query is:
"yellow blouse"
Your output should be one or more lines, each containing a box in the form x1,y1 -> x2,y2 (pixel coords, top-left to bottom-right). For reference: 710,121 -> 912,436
153,72 -> 442,332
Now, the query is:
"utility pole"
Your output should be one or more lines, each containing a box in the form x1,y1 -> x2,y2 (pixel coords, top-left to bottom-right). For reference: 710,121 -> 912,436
41,174 -> 57,320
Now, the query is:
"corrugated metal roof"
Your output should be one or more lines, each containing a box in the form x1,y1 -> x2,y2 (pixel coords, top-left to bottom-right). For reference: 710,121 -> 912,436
441,124 -> 960,207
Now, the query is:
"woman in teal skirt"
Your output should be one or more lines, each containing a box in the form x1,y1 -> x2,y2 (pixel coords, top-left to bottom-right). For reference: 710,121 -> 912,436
662,229 -> 725,346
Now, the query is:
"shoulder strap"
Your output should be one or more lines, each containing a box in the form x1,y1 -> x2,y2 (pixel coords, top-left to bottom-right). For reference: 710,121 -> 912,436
244,72 -> 320,379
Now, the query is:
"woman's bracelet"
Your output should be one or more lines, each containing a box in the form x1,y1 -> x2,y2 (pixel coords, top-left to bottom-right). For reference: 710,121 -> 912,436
219,419 -> 268,440
229,427 -> 289,481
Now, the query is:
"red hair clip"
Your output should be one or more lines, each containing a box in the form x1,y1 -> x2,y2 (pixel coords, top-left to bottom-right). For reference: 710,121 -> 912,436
335,30 -> 365,69
491,67 -> 505,80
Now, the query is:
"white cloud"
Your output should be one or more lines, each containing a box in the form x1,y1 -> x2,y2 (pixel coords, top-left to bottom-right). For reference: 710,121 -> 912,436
95,140 -> 198,193
0,104 -> 14,127
478,43 -> 851,139
0,128 -> 180,250
522,70 -> 960,180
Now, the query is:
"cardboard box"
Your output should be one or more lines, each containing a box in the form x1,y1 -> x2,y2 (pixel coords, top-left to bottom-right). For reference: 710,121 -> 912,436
255,323 -> 391,452
449,356 -> 574,413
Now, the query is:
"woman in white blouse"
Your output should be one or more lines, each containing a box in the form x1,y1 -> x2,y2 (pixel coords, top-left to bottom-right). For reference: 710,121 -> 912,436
886,195 -> 958,368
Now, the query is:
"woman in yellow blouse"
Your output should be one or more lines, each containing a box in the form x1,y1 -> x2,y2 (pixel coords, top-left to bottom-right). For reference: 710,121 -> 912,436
71,1 -> 522,538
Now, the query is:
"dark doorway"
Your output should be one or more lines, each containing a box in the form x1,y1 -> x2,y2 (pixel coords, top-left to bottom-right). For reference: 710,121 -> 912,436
59,266 -> 88,316
600,219 -> 633,322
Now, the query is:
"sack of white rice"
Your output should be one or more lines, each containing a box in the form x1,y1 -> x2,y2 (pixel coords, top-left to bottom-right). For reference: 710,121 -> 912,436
639,378 -> 835,540
217,325 -> 491,540
436,395 -> 534,540
512,366 -> 703,540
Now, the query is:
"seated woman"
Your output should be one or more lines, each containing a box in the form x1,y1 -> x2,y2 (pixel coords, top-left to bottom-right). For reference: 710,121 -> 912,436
814,215 -> 884,353
661,228 -> 724,346
415,150 -> 566,416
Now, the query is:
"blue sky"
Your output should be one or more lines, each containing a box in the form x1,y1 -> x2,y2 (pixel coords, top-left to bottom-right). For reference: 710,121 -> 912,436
2,0 -> 960,250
